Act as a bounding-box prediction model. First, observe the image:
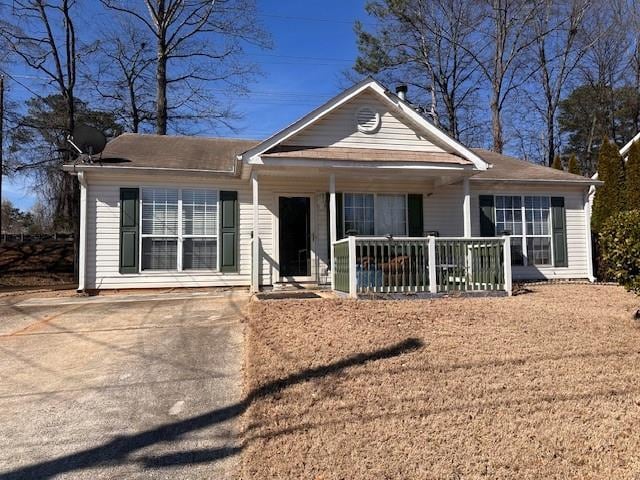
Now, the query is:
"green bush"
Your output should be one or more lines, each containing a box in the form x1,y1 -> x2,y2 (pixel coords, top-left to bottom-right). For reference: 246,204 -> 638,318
599,209 -> 640,293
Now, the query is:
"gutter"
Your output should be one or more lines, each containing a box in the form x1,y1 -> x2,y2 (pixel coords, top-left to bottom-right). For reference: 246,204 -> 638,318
62,164 -> 239,176
470,177 -> 604,186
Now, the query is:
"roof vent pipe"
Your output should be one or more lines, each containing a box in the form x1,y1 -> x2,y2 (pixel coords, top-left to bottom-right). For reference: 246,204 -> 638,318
395,84 -> 408,101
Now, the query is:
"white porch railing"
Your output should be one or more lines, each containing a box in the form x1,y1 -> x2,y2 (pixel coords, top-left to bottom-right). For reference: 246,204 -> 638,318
333,236 -> 512,297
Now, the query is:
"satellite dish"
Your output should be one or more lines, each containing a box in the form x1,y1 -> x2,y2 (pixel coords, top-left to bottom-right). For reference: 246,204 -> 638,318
68,125 -> 107,158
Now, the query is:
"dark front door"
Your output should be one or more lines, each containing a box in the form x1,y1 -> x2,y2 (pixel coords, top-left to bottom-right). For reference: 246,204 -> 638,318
279,196 -> 311,277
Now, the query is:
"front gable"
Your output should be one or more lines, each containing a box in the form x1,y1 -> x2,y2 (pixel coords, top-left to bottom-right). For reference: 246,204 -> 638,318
282,90 -> 450,153
241,78 -> 488,171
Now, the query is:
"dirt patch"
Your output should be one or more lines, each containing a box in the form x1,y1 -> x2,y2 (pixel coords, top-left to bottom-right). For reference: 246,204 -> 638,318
242,284 -> 640,479
0,240 -> 74,292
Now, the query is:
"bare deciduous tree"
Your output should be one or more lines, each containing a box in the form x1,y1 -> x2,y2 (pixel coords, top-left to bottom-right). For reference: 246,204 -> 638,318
0,0 -> 81,251
579,0 -> 629,151
529,0 -> 593,165
354,0 -> 483,142
100,0 -> 271,135
475,0 -> 546,153
84,21 -> 155,133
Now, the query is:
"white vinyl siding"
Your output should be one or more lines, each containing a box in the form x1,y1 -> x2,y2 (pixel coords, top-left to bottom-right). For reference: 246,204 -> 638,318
86,174 -> 252,289
83,172 -> 592,289
423,183 -> 465,236
282,91 -> 451,153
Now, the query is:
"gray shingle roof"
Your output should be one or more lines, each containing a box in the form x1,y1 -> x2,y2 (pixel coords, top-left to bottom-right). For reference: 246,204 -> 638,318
90,133 -> 258,173
64,133 -> 600,185
472,148 -> 599,184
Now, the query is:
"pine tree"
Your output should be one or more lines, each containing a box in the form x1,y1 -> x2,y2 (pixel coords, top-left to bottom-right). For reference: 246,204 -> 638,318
551,155 -> 563,170
626,141 -> 640,210
567,154 -> 580,175
592,138 -> 626,231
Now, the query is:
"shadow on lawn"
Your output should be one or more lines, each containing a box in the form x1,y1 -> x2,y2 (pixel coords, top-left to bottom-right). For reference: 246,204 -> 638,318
0,337 -> 423,479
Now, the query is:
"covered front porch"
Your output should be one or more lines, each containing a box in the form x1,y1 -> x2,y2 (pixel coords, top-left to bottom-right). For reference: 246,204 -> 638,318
246,165 -> 512,296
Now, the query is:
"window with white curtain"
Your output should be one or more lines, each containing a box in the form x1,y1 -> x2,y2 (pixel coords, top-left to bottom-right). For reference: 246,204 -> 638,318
375,194 -> 407,235
343,193 -> 407,236
140,188 -> 218,271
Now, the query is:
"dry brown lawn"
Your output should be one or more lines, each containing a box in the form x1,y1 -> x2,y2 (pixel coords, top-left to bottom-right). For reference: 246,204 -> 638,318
241,284 -> 640,479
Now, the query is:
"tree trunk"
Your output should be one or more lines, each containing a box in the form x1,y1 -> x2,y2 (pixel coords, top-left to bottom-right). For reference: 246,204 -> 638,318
156,50 -> 167,135
491,93 -> 503,153
130,82 -> 140,133
546,113 -> 555,166
491,0 -> 505,154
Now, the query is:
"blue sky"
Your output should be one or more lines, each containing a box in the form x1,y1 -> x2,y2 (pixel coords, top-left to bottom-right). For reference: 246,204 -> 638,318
3,0 -> 371,210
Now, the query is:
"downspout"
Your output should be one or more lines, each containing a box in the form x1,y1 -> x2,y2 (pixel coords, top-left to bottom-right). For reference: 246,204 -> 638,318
77,171 -> 87,292
584,188 -> 596,283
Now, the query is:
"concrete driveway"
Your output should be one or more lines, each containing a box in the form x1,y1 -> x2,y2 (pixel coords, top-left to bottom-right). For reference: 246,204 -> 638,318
0,289 -> 249,479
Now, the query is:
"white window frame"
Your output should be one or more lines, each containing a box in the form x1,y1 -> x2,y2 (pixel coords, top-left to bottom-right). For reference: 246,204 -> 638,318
138,187 -> 220,273
494,194 -> 554,267
342,192 -> 409,237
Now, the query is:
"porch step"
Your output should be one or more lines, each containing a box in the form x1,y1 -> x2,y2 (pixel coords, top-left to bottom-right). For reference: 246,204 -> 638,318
272,283 -> 330,291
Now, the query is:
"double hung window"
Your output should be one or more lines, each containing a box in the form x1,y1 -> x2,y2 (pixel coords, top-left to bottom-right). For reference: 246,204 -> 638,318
495,195 -> 552,266
141,188 -> 218,271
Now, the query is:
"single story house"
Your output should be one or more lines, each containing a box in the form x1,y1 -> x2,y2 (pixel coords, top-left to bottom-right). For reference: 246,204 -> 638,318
64,79 -> 600,296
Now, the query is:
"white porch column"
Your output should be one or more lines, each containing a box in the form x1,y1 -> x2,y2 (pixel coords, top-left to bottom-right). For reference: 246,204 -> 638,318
428,236 -> 437,294
329,174 -> 337,290
77,172 -> 87,292
503,235 -> 513,296
251,171 -> 260,293
463,177 -> 471,237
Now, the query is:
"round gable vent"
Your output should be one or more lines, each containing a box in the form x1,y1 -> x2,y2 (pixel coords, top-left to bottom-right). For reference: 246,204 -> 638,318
356,106 -> 381,133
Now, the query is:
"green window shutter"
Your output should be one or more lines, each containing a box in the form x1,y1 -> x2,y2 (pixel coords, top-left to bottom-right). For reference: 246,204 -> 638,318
479,195 -> 495,236
551,196 -> 568,267
336,193 -> 344,239
219,191 -> 239,272
119,188 -> 139,274
407,194 -> 424,236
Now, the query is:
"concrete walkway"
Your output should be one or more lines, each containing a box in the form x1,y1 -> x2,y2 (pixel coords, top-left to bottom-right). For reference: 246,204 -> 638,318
0,289 -> 249,479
